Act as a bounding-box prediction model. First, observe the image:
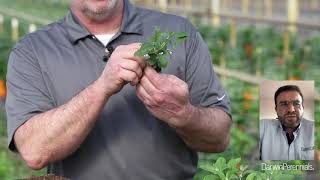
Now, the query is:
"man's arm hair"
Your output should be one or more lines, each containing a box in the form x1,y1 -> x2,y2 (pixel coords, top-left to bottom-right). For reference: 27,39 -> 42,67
11,43 -> 145,170
14,77 -> 109,170
175,107 -> 231,152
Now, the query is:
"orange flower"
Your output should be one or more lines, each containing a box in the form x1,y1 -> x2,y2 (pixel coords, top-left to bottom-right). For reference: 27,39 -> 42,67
243,91 -> 253,101
0,79 -> 6,98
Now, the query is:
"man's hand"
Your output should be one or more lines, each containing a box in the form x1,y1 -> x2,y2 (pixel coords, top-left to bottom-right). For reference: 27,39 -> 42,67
100,43 -> 147,96
136,66 -> 231,152
136,66 -> 194,128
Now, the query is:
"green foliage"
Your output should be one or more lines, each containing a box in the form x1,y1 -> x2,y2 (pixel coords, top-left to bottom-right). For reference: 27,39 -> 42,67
196,157 -> 253,180
0,14 -> 46,180
195,157 -> 306,180
195,157 -> 242,180
230,127 -> 257,158
0,151 -> 15,180
0,137 -> 46,179
0,16 -> 32,81
247,170 -> 295,180
198,24 -> 320,82
135,27 -> 187,72
0,0 -> 68,21
304,36 -> 320,65
198,24 -> 232,66
0,37 -> 11,80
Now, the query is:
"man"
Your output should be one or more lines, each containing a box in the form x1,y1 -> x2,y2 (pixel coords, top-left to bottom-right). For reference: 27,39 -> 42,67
6,0 -> 231,179
260,85 -> 314,160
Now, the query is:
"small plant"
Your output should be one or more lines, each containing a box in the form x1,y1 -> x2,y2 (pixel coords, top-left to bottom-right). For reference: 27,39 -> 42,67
195,157 -> 299,180
134,27 -> 187,72
196,157 -> 253,180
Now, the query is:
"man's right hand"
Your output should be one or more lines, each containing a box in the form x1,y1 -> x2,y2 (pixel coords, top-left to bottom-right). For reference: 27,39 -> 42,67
99,43 -> 146,96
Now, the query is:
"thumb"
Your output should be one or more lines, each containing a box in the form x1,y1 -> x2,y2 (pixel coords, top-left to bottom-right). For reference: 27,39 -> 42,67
144,66 -> 162,86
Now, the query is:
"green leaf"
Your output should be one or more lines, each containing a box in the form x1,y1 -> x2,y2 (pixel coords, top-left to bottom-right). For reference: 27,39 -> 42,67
243,170 -> 255,176
203,174 -> 217,180
176,32 -> 187,43
199,163 -> 225,179
148,58 -> 157,66
229,174 -> 239,180
199,164 -> 216,173
227,168 -> 238,175
214,171 -> 226,179
215,157 -> 227,170
246,172 -> 257,180
134,43 -> 153,57
134,26 -> 187,71
158,56 -> 168,68
227,158 -> 241,169
226,170 -> 238,180
273,174 -> 294,180
240,165 -> 248,171
176,32 -> 188,39
134,49 -> 144,57
257,172 -> 268,179
151,26 -> 161,42
193,170 -> 211,180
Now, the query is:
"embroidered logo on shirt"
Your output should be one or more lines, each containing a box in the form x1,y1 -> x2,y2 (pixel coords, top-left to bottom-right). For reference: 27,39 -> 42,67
217,94 -> 226,101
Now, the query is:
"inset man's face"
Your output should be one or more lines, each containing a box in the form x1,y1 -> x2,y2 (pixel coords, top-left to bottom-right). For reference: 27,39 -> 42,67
275,91 -> 304,129
72,0 -> 120,21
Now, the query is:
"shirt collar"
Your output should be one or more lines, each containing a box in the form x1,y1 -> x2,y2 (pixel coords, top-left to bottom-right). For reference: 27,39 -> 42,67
63,0 -> 143,44
119,0 -> 143,35
277,119 -> 302,134
64,11 -> 91,44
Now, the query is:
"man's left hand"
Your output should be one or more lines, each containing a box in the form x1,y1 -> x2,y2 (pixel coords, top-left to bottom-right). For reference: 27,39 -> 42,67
136,66 -> 195,128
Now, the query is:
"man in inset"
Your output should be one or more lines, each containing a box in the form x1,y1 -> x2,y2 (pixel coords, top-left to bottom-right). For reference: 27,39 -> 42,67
260,85 -> 314,160
6,0 -> 232,179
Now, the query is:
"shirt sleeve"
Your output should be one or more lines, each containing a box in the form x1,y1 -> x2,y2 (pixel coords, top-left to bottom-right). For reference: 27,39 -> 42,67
6,39 -> 55,151
185,24 -> 231,117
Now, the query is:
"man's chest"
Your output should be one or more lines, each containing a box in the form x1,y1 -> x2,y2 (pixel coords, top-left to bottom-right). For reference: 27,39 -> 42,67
34,38 -> 106,105
35,33 -> 184,106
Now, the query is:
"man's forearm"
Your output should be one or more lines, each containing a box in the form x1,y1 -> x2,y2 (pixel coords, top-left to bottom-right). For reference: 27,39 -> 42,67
14,77 -> 109,170
175,107 -> 231,153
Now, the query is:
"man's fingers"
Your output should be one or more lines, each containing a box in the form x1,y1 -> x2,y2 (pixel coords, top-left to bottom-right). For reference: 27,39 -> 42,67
140,75 -> 159,95
135,56 -> 147,70
126,43 -> 147,69
119,70 -> 139,84
127,43 -> 142,49
113,44 -> 147,70
143,66 -> 163,87
114,49 -> 138,59
136,84 -> 155,106
113,44 -> 141,58
130,77 -> 139,86
117,43 -> 141,51
120,60 -> 143,79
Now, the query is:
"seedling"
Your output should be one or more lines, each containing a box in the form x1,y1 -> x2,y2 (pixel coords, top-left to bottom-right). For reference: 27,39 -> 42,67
134,27 -> 187,72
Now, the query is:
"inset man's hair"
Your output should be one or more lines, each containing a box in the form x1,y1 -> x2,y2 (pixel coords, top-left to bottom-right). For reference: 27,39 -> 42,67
274,85 -> 304,106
